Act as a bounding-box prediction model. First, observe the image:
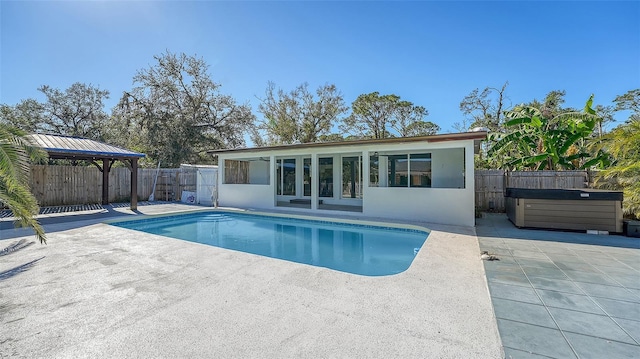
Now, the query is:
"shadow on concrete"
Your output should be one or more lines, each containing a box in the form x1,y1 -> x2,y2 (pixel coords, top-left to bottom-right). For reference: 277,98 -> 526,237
0,239 -> 35,256
0,203 -> 175,240
0,256 -> 44,281
477,213 -> 640,249
1,207 -> 130,230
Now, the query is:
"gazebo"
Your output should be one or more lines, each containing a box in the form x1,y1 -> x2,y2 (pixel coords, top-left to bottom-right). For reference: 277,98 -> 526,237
28,134 -> 146,210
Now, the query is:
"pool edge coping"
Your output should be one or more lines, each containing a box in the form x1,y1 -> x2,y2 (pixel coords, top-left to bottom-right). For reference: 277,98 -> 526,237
103,207 -> 433,234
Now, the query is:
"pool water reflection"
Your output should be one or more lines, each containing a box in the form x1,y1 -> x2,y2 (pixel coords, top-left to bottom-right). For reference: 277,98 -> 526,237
111,212 -> 429,276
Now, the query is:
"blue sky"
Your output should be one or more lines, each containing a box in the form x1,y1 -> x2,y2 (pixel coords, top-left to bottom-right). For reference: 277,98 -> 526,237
1,1 -> 639,136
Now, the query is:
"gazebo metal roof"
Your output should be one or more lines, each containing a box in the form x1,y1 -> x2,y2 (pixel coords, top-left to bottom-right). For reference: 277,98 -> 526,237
28,133 -> 145,160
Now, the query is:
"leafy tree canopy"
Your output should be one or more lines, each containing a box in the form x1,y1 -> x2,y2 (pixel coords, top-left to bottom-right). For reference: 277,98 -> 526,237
114,51 -> 255,167
317,133 -> 345,142
613,89 -> 640,122
488,95 -> 609,171
392,104 -> 439,136
0,99 -> 45,133
0,83 -> 110,141
255,82 -> 348,146
595,118 -> 640,219
456,82 -> 509,132
340,92 -> 435,139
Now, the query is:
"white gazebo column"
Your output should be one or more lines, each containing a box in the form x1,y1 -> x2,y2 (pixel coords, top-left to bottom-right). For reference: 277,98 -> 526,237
311,153 -> 318,210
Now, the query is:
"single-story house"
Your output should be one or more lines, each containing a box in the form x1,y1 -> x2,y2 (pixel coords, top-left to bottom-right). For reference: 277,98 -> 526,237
209,131 -> 486,227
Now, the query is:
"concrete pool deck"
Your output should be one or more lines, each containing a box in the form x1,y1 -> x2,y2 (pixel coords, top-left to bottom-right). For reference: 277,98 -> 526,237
1,204 -> 502,358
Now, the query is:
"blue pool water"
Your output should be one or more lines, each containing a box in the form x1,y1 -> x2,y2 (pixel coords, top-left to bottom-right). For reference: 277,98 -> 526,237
110,212 -> 428,276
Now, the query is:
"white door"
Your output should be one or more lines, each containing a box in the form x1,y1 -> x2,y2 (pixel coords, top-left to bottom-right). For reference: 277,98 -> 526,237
197,168 -> 218,206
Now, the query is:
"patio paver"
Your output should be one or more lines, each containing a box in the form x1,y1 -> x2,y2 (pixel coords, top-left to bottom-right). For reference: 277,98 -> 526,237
477,213 -> 640,359
497,319 -> 577,359
535,289 -> 606,315
564,332 -> 640,359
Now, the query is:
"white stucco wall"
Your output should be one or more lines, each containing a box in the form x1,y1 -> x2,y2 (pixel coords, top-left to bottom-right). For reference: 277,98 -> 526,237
216,136 -> 479,227
218,184 -> 274,209
363,187 -> 474,226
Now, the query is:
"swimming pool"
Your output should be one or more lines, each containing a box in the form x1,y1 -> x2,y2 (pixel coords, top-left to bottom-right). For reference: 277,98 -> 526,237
110,211 -> 429,276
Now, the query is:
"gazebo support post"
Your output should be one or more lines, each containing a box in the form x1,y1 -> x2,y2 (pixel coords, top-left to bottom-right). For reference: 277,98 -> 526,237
102,158 -> 111,205
130,158 -> 138,210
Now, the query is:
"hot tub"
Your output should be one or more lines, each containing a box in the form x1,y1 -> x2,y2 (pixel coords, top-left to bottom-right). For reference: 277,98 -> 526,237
505,188 -> 623,233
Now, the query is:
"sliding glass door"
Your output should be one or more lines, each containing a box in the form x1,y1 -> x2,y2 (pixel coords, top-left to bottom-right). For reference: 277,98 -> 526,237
319,157 -> 333,198
303,158 -> 311,197
342,156 -> 362,199
276,158 -> 296,195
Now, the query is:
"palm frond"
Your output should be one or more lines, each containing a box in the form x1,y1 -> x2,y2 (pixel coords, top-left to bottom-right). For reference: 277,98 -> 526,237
0,124 -> 47,243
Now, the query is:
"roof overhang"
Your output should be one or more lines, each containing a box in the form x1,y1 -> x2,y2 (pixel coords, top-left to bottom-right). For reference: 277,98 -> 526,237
208,131 -> 487,155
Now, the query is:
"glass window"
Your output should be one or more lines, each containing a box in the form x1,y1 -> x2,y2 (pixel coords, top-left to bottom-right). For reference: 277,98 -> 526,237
342,156 -> 362,199
369,155 -> 379,187
224,160 -> 249,184
385,153 -> 432,188
224,159 -> 270,185
409,153 -> 431,188
319,157 -> 333,198
388,155 -> 408,187
282,159 -> 296,195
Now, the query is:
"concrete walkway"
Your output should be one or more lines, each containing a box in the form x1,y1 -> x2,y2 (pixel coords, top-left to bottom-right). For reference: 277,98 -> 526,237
477,213 -> 640,359
0,204 -> 502,358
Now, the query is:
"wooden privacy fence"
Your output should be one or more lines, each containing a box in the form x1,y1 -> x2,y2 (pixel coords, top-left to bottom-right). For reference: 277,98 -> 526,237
29,165 -> 197,206
26,165 -> 593,212
475,170 -> 592,212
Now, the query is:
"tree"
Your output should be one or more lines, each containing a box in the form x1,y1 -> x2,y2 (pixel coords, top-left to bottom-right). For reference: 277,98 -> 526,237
525,90 -> 621,137
0,124 -> 47,243
613,89 -> 640,122
540,90 -> 568,115
457,82 -> 509,169
594,104 -> 615,137
0,99 -> 45,133
399,120 -> 440,137
341,92 -> 433,139
595,119 -> 640,219
0,83 -> 110,141
488,95 -> 609,171
39,83 -> 110,140
392,104 -> 439,136
342,92 -> 398,139
256,82 -> 347,145
480,89 -> 595,169
451,118 -> 473,133
458,82 -> 509,132
523,90 -> 581,128
317,133 -> 345,142
116,51 -> 255,166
